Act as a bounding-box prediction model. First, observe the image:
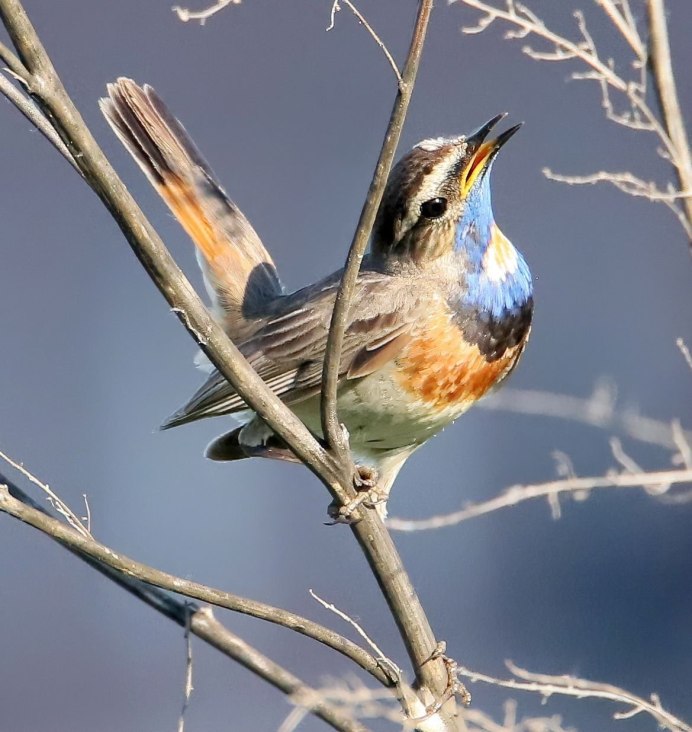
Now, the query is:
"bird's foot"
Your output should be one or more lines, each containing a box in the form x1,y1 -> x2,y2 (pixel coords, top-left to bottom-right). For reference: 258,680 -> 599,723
423,642 -> 471,709
326,465 -> 385,524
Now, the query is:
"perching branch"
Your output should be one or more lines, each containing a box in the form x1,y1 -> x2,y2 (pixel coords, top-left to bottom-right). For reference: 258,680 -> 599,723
319,0 -> 433,461
0,473 -> 368,732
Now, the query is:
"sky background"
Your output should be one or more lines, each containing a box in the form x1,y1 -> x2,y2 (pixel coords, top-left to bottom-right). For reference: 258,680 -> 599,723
1,1 -> 691,731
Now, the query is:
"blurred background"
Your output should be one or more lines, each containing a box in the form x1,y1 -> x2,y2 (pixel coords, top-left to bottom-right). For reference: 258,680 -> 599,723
1,1 -> 690,730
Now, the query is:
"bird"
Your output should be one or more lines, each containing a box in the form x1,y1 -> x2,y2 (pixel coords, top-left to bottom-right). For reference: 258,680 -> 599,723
101,78 -> 533,517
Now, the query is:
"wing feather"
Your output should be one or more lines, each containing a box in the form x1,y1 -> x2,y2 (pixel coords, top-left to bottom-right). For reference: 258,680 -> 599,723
161,270 -> 425,429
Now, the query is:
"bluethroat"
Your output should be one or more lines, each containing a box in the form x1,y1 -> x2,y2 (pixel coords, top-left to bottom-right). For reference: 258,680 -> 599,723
101,79 -> 533,516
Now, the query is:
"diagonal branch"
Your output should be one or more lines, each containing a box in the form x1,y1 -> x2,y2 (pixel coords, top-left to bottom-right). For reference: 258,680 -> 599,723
0,474 -> 369,732
0,471 -> 388,686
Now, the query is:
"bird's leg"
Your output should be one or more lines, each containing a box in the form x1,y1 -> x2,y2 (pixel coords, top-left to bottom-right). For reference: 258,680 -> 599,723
421,641 -> 471,710
326,465 -> 387,523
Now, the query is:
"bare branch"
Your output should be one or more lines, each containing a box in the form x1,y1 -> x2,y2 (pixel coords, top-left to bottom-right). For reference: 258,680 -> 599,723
0,71 -> 80,173
457,0 -> 691,242
310,590 -> 394,670
647,0 -> 692,245
387,467 -> 692,532
0,37 -> 27,78
479,383 -> 692,451
595,0 -> 644,57
457,661 -> 692,732
542,168 -> 692,237
177,607 -> 194,732
320,0 -> 432,461
543,168 -> 691,202
0,449 -> 90,537
326,1 -> 403,85
173,0 -> 241,25
0,473 -> 368,732
0,472 -> 389,686
677,338 -> 692,371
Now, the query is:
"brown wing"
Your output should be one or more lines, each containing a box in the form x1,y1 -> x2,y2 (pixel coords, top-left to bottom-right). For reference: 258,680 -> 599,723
100,78 -> 281,338
161,269 -> 423,429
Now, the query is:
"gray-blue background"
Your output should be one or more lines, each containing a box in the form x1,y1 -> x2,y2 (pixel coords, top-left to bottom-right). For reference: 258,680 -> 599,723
1,2 -> 690,730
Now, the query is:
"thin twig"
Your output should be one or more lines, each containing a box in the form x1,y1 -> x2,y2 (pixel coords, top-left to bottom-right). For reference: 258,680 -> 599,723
173,0 -> 241,25
457,0 -> 691,241
647,0 -> 692,245
327,1 -> 403,85
386,467 -> 692,532
0,474 -> 388,685
317,0 -> 461,715
0,37 -> 28,78
0,449 -> 90,537
320,0 -> 432,461
543,169 -> 691,202
0,473 -> 367,732
310,590 -> 394,672
457,661 -> 692,732
677,338 -> 692,371
0,71 -> 80,173
595,0 -> 643,57
479,384 -> 692,451
177,606 -> 194,732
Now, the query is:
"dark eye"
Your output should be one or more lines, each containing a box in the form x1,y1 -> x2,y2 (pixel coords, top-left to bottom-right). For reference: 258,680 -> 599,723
420,197 -> 448,219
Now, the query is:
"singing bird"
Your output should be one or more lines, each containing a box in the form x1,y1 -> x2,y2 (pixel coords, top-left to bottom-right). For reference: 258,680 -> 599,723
101,79 -> 533,516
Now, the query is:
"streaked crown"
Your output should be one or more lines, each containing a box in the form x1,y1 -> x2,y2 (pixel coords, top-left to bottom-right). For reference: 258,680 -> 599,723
372,115 -> 520,266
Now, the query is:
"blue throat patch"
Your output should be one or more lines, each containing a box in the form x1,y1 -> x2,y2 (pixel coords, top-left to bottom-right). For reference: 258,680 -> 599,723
454,174 -> 532,318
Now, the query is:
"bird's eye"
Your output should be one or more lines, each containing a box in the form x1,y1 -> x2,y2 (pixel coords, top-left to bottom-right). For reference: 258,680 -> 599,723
420,197 -> 448,219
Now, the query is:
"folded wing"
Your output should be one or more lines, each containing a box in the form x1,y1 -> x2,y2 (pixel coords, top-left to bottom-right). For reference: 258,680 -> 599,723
161,271 -> 423,429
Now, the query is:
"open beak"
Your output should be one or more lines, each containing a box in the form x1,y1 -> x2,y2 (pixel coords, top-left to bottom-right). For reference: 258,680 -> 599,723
460,114 -> 522,195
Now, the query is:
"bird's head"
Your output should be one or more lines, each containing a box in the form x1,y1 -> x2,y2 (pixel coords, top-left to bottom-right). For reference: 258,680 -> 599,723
372,114 -> 521,272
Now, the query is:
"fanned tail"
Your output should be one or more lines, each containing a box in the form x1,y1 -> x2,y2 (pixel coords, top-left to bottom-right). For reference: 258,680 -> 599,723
100,78 -> 282,339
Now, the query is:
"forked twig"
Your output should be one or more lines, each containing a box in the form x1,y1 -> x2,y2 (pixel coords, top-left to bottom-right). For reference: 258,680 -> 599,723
457,0 -> 692,242
458,661 -> 692,732
0,473 -> 367,732
387,466 -> 692,531
327,0 -> 403,85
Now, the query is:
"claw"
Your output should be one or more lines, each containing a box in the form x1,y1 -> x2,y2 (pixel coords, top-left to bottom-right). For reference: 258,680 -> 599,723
324,465 -> 385,524
423,642 -> 471,708
354,464 -> 378,489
